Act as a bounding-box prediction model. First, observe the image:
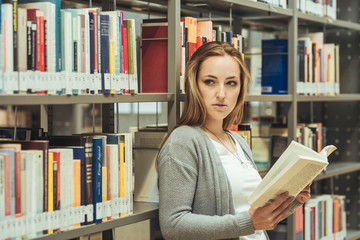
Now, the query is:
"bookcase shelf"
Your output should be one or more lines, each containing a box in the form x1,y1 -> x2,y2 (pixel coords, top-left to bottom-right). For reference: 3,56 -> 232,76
314,162 -> 360,181
298,12 -> 360,31
297,94 -> 360,102
0,93 -> 174,105
33,202 -> 159,240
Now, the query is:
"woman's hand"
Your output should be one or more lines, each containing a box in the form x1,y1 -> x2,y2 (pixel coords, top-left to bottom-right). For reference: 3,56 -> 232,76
248,192 -> 295,231
295,183 -> 312,204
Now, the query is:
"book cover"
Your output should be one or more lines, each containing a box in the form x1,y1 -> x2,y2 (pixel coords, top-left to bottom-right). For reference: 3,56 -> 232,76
248,141 -> 336,207
261,39 -> 288,95
141,21 -> 168,93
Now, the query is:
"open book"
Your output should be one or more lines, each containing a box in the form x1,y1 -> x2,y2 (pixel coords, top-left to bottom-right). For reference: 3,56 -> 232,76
248,140 -> 337,207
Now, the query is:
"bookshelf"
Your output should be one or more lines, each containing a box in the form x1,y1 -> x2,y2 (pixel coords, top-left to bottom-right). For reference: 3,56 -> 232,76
1,0 -> 359,239
34,202 -> 158,240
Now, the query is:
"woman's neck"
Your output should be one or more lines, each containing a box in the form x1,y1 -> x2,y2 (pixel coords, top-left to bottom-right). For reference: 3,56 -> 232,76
202,120 -> 225,136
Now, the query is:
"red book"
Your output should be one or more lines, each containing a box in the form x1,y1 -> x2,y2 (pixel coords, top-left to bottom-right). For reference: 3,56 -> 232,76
123,28 -> 129,75
14,151 -> 21,215
122,28 -> 129,93
38,14 -> 45,72
141,22 -> 168,93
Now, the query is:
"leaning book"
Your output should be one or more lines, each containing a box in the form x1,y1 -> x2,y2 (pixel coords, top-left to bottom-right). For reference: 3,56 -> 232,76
248,140 -> 337,207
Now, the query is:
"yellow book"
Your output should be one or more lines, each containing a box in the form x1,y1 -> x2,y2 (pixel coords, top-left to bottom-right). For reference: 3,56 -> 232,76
109,40 -> 116,94
48,152 -> 54,234
102,166 -> 107,221
119,142 -> 126,217
73,160 -> 81,227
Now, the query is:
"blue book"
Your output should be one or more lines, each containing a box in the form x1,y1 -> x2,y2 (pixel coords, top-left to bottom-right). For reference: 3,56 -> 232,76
106,134 -> 120,145
225,31 -> 233,45
0,149 -> 15,217
261,39 -> 288,95
100,14 -> 110,94
92,137 -> 102,223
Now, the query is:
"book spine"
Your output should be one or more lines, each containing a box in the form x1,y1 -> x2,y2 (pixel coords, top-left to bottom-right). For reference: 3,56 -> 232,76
55,0 -> 61,72
30,22 -> 36,72
92,137 -> 102,223
47,152 -> 53,234
100,14 -> 110,94
12,0 -> 18,72
0,156 -> 5,221
17,7 -> 27,73
4,155 -> 10,217
26,21 -> 32,70
89,12 -> 94,75
14,151 -> 21,214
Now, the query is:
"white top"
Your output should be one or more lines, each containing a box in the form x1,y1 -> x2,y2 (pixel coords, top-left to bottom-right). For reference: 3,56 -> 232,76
210,135 -> 267,240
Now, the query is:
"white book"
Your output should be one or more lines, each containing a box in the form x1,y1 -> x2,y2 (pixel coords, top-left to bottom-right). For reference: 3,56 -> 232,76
124,19 -> 138,94
2,3 -> 14,94
248,141 -> 336,207
107,144 -> 119,217
17,8 -> 28,73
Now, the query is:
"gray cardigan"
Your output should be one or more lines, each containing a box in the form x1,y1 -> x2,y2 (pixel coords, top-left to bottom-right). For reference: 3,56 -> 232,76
158,126 -> 301,240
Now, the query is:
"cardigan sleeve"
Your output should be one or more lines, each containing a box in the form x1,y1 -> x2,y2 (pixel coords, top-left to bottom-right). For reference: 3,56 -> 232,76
158,128 -> 256,240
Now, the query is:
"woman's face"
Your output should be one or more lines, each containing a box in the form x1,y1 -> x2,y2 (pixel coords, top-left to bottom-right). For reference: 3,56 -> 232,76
197,54 -> 241,124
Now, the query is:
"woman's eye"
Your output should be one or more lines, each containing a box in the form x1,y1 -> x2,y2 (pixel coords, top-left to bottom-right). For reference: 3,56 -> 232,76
227,81 -> 237,86
204,80 -> 215,85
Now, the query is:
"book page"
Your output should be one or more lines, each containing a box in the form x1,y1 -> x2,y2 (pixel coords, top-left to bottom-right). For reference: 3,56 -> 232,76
259,141 -> 327,189
249,158 -> 328,207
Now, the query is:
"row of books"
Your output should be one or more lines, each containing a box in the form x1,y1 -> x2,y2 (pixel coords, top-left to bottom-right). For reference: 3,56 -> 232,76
298,0 -> 337,19
241,117 -> 326,170
0,133 -> 133,239
251,0 -> 336,18
299,194 -> 347,240
141,17 -> 245,94
0,1 -> 138,95
261,32 -> 340,96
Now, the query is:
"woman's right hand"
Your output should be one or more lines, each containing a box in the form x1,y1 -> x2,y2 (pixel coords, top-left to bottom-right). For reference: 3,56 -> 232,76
248,192 -> 295,230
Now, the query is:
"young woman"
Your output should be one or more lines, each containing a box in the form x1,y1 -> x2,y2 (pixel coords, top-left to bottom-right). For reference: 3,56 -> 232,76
157,41 -> 311,240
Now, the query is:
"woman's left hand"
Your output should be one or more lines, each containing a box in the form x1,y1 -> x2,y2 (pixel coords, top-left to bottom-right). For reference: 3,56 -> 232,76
295,183 -> 312,204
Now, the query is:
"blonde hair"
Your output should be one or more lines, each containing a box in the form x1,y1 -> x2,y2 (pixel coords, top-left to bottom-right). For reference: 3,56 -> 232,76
156,41 -> 251,174
178,41 -> 251,129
